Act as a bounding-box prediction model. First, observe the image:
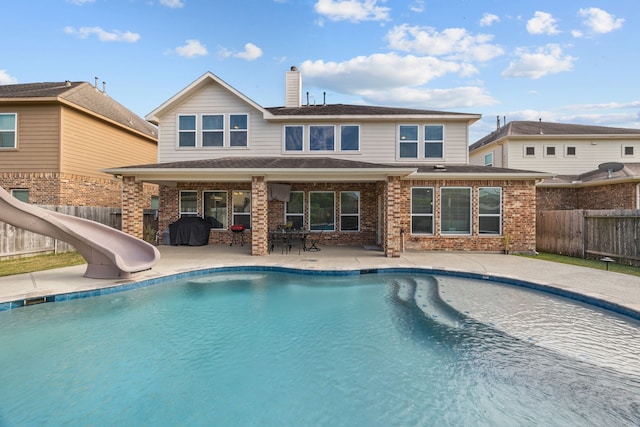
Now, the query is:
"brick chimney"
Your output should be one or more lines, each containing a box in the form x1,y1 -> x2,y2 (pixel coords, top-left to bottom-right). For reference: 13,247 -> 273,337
285,66 -> 302,108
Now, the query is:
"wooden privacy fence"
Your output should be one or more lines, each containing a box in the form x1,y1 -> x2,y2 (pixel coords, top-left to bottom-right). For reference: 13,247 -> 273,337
537,209 -> 640,266
0,206 -> 121,260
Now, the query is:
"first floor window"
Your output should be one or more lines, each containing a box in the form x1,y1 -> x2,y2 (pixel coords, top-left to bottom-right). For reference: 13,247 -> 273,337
440,187 -> 471,235
151,196 -> 159,210
0,113 -> 16,148
309,191 -> 335,231
424,124 -> 443,158
232,190 -> 251,229
204,191 -> 228,229
340,125 -> 359,151
411,187 -> 434,234
179,191 -> 198,216
399,125 -> 418,158
285,191 -> 304,229
478,187 -> 501,235
310,125 -> 335,151
11,189 -> 28,203
178,115 -> 196,147
230,114 -> 248,147
340,191 -> 359,231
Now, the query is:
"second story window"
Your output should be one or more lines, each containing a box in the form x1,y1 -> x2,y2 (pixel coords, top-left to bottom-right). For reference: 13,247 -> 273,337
0,113 -> 17,148
624,146 -> 634,156
310,125 -> 335,151
285,126 -> 303,151
202,115 -> 224,147
399,125 -> 418,158
565,146 -> 576,157
484,152 -> 493,166
340,125 -> 359,151
178,115 -> 196,147
525,146 -> 535,157
424,125 -> 444,158
545,146 -> 556,157
230,114 -> 248,147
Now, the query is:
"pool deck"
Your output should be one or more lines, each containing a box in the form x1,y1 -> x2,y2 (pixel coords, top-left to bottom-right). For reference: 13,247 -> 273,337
1,244 -> 639,317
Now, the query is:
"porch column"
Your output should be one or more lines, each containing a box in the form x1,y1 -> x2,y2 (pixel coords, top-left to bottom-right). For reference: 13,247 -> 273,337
251,176 -> 268,255
384,176 -> 402,257
121,175 -> 144,239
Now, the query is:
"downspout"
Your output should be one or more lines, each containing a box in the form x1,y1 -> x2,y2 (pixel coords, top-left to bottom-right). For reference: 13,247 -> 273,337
636,183 -> 640,209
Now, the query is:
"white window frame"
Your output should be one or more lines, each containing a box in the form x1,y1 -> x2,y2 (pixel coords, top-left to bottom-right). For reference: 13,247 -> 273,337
229,114 -> 248,147
411,187 -> 434,235
11,188 -> 29,203
202,114 -> 224,147
478,187 -> 502,235
424,124 -> 444,159
283,125 -> 304,152
398,124 -> 419,159
440,187 -> 472,236
232,190 -> 251,229
564,145 -> 576,157
339,191 -> 360,232
340,125 -> 360,152
309,125 -> 336,151
203,190 -> 228,230
179,190 -> 198,217
177,115 -> 197,148
0,113 -> 17,149
484,152 -> 494,166
524,146 -> 535,157
623,145 -> 635,157
544,145 -> 556,157
309,191 -> 335,231
285,191 -> 305,229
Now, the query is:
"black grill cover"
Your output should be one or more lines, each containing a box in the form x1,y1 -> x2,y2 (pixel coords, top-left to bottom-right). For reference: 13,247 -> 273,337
169,217 -> 211,246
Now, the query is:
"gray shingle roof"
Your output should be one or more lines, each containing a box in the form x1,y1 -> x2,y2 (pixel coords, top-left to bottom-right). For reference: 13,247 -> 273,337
266,104 -> 473,116
0,81 -> 157,139
470,121 -> 640,151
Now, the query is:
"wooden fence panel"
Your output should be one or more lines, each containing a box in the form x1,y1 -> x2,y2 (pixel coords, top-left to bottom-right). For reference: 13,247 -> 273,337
536,210 -> 584,257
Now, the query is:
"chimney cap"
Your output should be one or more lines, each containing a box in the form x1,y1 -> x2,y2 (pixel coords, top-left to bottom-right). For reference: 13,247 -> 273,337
290,66 -> 298,71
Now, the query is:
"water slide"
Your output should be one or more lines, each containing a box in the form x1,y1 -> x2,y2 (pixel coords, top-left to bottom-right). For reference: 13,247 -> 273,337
0,186 -> 160,279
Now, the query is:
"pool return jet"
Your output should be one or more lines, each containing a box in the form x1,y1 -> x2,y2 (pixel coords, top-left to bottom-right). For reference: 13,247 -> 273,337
0,186 -> 160,279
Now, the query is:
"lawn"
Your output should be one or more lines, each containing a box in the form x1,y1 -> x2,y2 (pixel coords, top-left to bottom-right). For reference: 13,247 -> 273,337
520,252 -> 640,277
0,252 -> 85,277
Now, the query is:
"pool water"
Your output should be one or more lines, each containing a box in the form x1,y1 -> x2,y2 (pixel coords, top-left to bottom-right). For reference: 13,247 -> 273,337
1,270 -> 639,426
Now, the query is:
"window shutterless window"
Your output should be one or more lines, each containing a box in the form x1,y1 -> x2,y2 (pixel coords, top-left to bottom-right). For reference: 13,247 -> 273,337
478,187 -> 501,235
285,191 -> 304,229
424,125 -> 443,158
340,191 -> 359,231
310,125 -> 335,151
11,189 -> 29,203
411,187 -> 434,234
624,146 -> 634,156
202,115 -> 223,147
232,190 -> 251,229
284,126 -> 303,151
179,191 -> 198,216
230,114 -> 248,147
309,191 -> 335,231
203,191 -> 228,229
0,113 -> 17,148
545,146 -> 556,156
565,146 -> 576,156
178,115 -> 196,147
525,146 -> 535,156
484,152 -> 493,166
440,187 -> 471,235
399,125 -> 418,158
340,125 -> 359,151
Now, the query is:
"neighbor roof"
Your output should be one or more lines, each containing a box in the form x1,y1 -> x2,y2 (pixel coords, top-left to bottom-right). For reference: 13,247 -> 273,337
0,81 -> 157,140
540,162 -> 640,187
470,120 -> 640,151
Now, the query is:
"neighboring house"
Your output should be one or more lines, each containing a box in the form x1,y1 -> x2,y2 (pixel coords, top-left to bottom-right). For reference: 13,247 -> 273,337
105,68 -> 548,256
469,120 -> 640,210
0,81 -> 158,207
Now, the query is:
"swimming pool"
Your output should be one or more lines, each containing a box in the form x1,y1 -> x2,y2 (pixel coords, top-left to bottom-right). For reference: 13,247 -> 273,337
1,269 -> 639,426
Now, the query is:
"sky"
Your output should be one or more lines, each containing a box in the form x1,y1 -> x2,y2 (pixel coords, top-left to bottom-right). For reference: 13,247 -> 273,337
2,0 -> 639,142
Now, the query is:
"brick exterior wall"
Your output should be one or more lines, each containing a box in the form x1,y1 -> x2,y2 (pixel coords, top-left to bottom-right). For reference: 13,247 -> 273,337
1,172 -> 157,208
153,177 -> 538,255
121,176 -> 145,238
538,183 -> 637,210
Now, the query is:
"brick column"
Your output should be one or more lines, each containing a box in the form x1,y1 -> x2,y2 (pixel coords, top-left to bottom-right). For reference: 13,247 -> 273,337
251,176 -> 268,255
384,176 -> 402,257
121,175 -> 144,239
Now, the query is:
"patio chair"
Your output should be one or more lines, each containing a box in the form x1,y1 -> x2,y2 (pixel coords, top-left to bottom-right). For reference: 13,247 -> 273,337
305,230 -> 323,252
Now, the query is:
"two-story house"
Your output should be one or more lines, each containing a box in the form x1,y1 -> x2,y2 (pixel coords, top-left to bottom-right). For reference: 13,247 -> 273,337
0,81 -> 158,208
469,120 -> 640,210
105,68 -> 547,257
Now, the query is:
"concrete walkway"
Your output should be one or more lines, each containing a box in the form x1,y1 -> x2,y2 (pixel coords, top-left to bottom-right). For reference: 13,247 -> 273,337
1,244 -> 639,317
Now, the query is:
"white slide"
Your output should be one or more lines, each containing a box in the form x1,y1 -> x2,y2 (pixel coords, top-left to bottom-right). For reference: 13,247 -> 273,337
0,186 -> 160,279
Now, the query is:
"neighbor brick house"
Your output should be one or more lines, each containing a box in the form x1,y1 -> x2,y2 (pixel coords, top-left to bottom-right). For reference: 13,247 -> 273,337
469,119 -> 640,210
105,68 -> 547,256
0,80 -> 158,207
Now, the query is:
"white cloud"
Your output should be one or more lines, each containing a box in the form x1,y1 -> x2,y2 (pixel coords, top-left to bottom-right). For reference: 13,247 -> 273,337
64,26 -> 140,42
527,11 -> 560,35
502,44 -> 576,79
221,43 -> 263,61
386,24 -> 504,62
160,0 -> 184,8
578,7 -> 624,34
409,0 -> 424,13
300,53 -> 473,93
313,0 -> 390,22
0,70 -> 18,85
479,13 -> 500,27
66,0 -> 95,4
361,85 -> 497,109
174,39 -> 208,58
